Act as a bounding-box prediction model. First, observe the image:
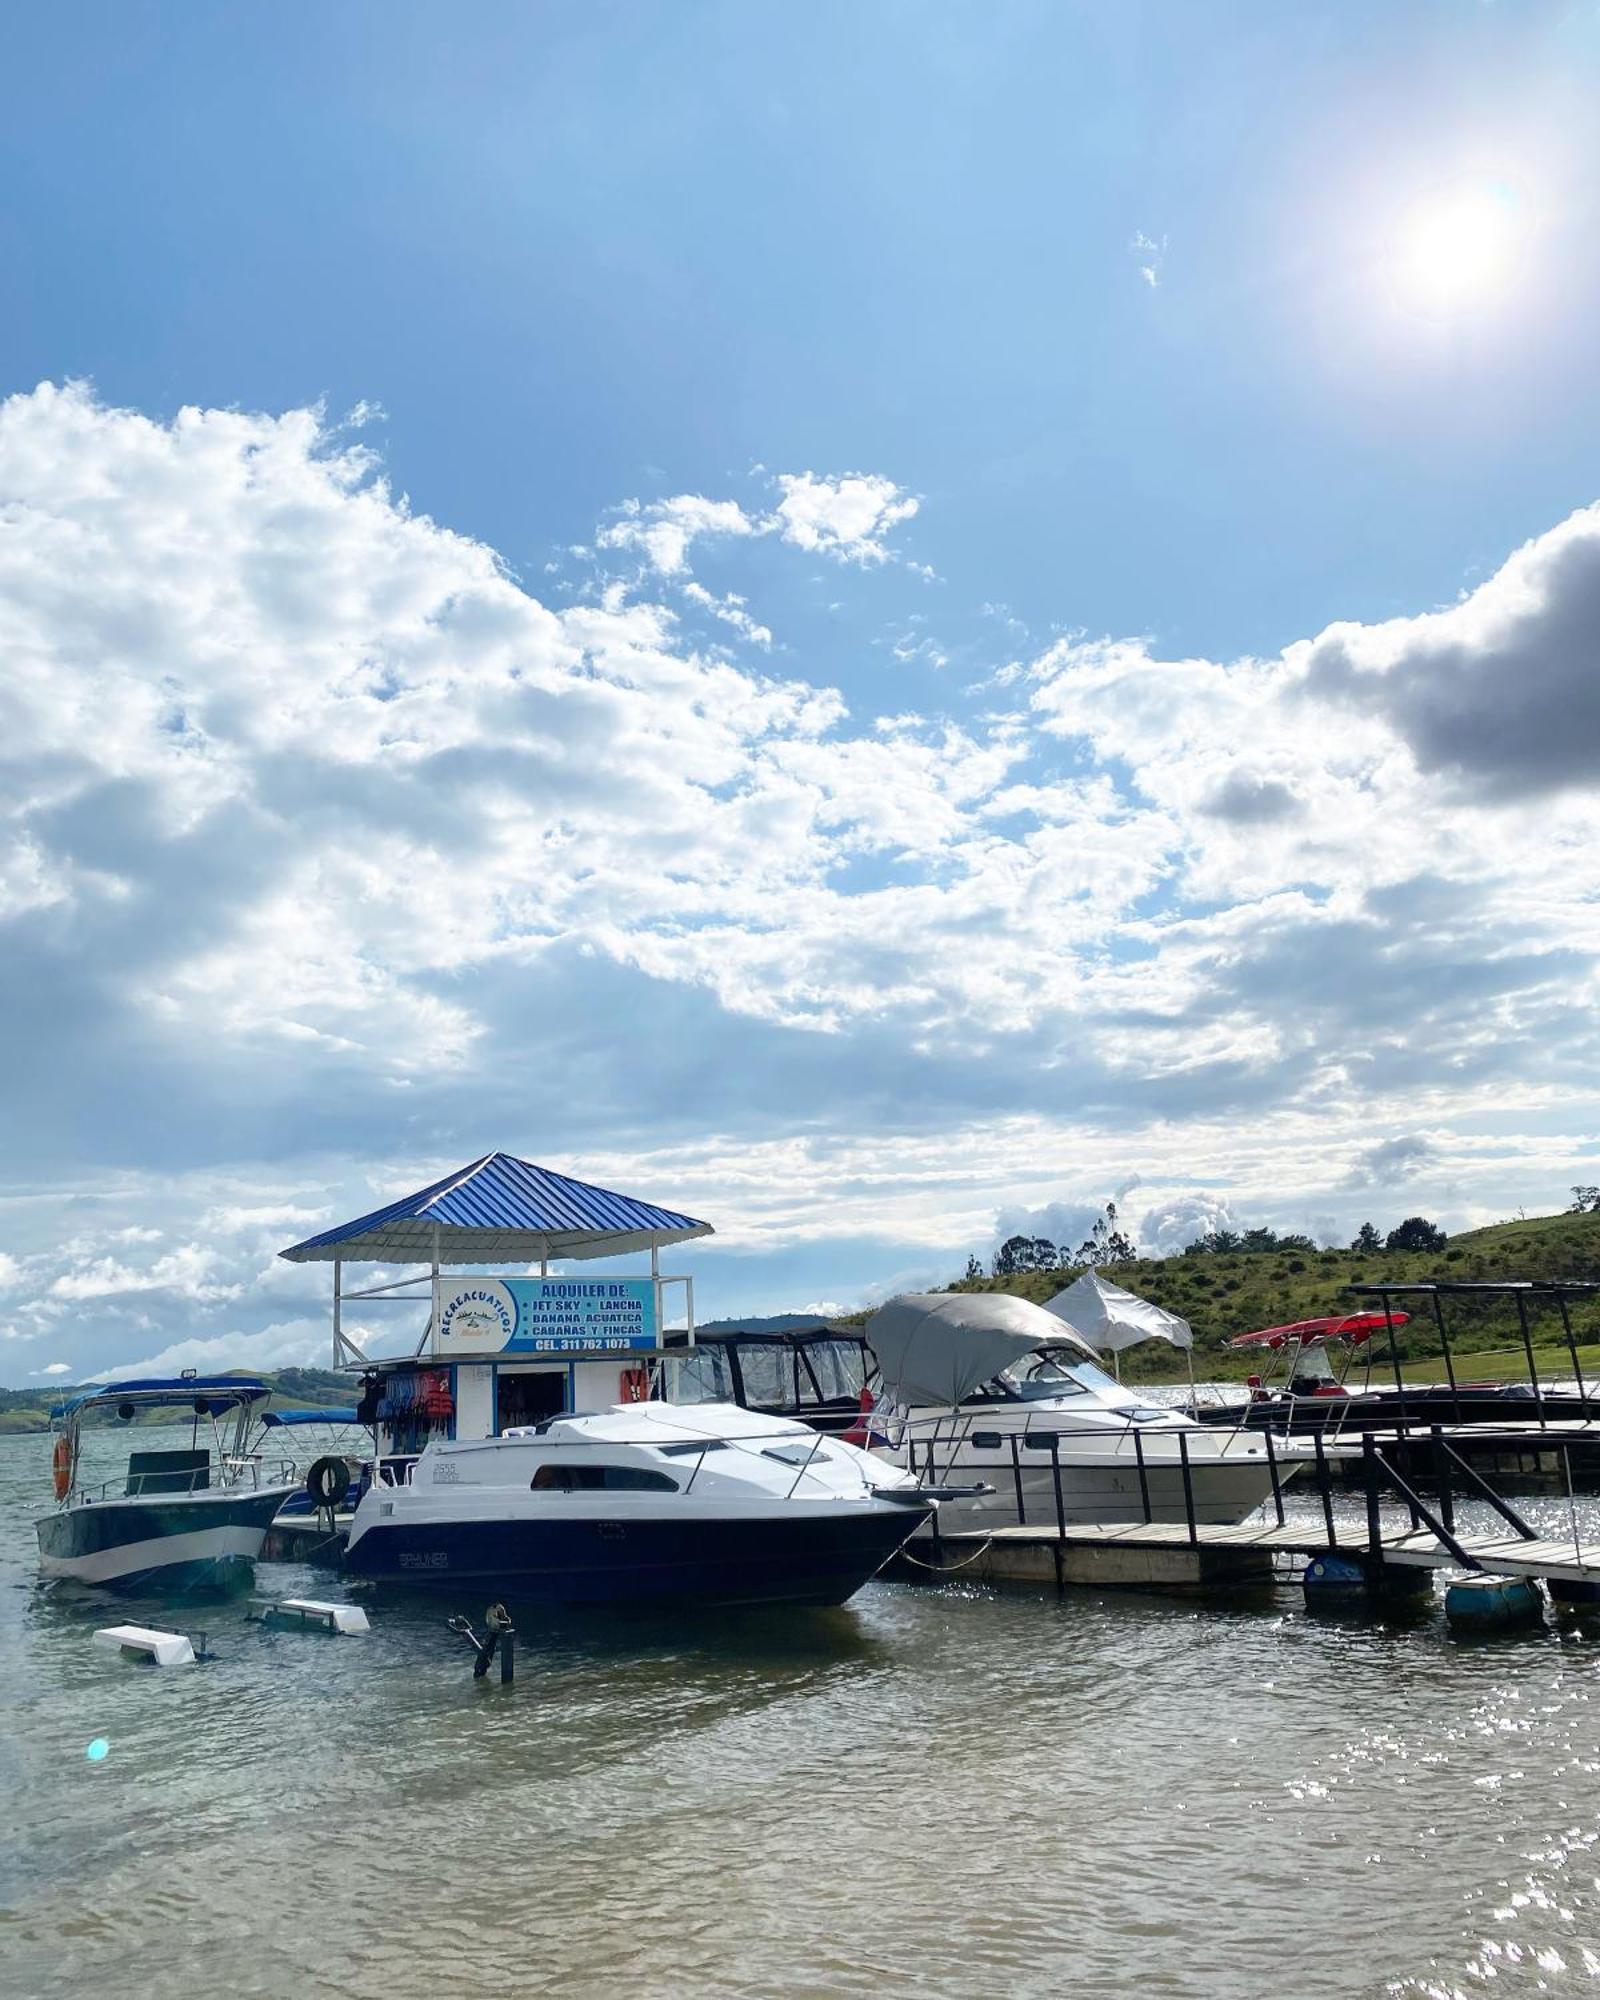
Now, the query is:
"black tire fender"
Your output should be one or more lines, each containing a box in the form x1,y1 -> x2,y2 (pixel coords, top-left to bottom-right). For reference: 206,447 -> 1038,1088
306,1455 -> 352,1508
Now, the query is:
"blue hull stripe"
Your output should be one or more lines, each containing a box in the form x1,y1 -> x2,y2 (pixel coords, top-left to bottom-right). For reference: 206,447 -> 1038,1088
345,1509 -> 927,1606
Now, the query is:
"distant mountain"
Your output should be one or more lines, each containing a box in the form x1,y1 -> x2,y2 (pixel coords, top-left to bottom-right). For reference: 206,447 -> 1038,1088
695,1312 -> 847,1334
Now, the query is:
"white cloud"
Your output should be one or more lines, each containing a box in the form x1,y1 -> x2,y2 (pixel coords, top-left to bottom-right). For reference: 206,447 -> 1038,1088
86,1318 -> 329,1381
1129,230 -> 1167,287
0,381 -> 1596,1381
772,471 -> 919,564
596,493 -> 756,576
32,1360 -> 72,1376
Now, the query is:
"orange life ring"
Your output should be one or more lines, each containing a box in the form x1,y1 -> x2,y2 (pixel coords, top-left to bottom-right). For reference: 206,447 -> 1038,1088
52,1434 -> 72,1500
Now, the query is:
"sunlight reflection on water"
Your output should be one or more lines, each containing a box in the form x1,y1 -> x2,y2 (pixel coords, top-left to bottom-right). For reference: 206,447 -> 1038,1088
4,1424 -> 1600,1998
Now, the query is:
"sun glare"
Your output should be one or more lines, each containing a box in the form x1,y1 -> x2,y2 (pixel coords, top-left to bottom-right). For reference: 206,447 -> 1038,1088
1385,177 -> 1529,320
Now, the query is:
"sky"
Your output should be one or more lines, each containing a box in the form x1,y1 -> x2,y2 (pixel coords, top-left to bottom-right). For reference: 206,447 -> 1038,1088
3,2 -> 1600,1384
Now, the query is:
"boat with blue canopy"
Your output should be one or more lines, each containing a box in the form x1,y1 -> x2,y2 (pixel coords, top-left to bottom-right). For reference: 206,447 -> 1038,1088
38,1374 -> 299,1595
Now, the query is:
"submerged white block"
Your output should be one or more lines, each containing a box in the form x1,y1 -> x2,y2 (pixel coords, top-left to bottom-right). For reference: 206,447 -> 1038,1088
94,1624 -> 196,1667
251,1596 -> 370,1634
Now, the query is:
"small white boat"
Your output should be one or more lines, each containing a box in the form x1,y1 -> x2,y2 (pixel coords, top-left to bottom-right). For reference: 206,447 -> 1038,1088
342,1400 -> 938,1608
862,1293 -> 1301,1533
37,1375 -> 298,1594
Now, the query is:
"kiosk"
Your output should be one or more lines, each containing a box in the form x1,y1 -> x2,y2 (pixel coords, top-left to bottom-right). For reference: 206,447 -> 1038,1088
278,1151 -> 712,1461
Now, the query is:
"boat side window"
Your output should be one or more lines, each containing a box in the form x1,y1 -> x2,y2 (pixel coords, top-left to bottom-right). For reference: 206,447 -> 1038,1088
1125,1407 -> 1169,1424
529,1463 -> 679,1492
673,1349 -> 732,1405
733,1344 -> 790,1409
803,1340 -> 867,1402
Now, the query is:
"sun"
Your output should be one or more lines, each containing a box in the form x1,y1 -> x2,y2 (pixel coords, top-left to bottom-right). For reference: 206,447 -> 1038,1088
1385,177 -> 1529,320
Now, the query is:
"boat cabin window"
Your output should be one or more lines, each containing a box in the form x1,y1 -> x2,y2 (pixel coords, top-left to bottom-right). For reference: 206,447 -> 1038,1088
529,1463 -> 679,1492
977,1351 -> 1123,1402
657,1439 -> 732,1457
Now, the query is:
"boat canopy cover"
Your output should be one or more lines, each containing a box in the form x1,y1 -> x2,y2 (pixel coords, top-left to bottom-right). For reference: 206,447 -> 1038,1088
277,1151 -> 714,1266
1045,1271 -> 1193,1354
51,1375 -> 273,1419
261,1407 -> 361,1428
865,1293 -> 1097,1407
1229,1311 -> 1410,1351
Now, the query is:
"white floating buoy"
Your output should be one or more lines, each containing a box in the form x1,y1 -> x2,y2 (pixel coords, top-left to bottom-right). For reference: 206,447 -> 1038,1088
248,1596 -> 370,1635
93,1624 -> 197,1667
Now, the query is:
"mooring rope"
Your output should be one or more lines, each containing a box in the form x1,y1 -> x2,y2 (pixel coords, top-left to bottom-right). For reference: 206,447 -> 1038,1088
895,1534 -> 996,1573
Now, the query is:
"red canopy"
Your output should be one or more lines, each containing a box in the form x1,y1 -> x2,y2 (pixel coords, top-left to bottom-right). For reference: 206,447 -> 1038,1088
1228,1310 -> 1410,1351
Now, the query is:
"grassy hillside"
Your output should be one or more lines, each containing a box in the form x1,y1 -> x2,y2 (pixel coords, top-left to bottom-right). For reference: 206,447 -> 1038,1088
943,1209 -> 1600,1382
0,1364 -> 352,1435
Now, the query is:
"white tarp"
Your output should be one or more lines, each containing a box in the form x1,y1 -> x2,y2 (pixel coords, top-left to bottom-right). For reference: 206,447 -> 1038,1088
865,1292 -> 1096,1408
1044,1271 -> 1193,1354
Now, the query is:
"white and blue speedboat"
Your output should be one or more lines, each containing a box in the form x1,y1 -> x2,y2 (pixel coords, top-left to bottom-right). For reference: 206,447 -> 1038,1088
37,1375 -> 298,1594
342,1400 -> 937,1608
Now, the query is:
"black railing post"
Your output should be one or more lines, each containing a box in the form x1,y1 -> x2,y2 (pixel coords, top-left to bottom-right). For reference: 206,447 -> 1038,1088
1133,1427 -> 1152,1523
1515,1291 -> 1546,1428
1010,1434 -> 1026,1525
1263,1426 -> 1285,1526
1554,1289 -> 1587,1406
1430,1289 -> 1463,1428
1362,1432 -> 1383,1563
1381,1289 -> 1410,1433
1050,1434 -> 1066,1540
1178,1430 -> 1198,1545
1313,1428 -> 1337,1545
1430,1425 -> 1454,1537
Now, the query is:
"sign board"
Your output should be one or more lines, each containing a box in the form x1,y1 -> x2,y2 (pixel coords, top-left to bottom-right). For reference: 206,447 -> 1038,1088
433,1277 -> 658,1356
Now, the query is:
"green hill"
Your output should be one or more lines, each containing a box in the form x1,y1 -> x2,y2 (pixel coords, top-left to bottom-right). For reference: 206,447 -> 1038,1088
0,1364 -> 352,1436
940,1209 -> 1600,1382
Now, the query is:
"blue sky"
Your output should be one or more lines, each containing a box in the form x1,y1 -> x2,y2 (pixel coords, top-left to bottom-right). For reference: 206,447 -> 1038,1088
3,3 -> 1599,1382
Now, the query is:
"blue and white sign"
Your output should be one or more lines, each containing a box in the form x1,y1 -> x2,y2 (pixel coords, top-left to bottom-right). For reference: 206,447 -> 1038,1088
435,1277 -> 658,1355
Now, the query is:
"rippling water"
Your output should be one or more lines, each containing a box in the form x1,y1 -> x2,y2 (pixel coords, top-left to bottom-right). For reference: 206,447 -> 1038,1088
5,1424 -> 1600,1998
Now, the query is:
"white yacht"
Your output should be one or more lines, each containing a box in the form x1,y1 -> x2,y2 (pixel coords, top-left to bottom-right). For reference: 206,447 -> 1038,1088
341,1400 -> 939,1608
863,1293 -> 1299,1533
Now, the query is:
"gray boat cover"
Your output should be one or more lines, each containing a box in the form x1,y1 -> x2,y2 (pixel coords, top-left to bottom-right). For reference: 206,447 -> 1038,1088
1044,1270 -> 1193,1354
865,1292 -> 1097,1407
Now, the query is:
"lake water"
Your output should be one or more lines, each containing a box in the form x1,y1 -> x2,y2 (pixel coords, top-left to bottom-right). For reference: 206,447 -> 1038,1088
5,1422 -> 1600,1999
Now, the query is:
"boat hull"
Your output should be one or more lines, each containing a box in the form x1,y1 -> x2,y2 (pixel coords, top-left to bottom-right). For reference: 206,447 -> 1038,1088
343,1504 -> 929,1607
36,1487 -> 292,1593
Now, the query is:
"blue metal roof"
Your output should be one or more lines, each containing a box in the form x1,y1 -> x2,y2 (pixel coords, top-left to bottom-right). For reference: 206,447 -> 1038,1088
53,1375 -> 273,1419
277,1151 -> 714,1266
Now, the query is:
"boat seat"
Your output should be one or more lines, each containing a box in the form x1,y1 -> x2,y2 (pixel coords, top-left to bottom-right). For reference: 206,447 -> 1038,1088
126,1448 -> 211,1496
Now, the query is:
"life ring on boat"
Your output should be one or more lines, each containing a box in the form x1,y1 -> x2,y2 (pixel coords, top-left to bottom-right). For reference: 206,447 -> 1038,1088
52,1435 -> 72,1500
306,1456 -> 352,1508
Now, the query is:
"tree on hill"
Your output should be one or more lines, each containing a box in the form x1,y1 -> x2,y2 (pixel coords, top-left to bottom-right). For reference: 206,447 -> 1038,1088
1350,1222 -> 1383,1253
1184,1223 -> 1315,1256
1076,1201 -> 1137,1266
1568,1186 -> 1600,1214
1385,1215 -> 1447,1253
993,1234 -> 1062,1276
963,1254 -> 983,1280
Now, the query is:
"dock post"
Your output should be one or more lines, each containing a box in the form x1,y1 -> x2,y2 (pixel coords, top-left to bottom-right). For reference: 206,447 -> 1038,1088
488,1603 -> 515,1686
1313,1429 -> 1337,1545
1049,1435 -> 1066,1540
1362,1433 -> 1383,1569
1009,1435 -> 1026,1525
1133,1428 -> 1152,1523
1262,1424 -> 1285,1526
1431,1426 -> 1454,1537
1178,1430 -> 1198,1545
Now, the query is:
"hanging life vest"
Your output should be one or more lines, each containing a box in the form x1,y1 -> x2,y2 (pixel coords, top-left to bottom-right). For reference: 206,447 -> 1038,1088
52,1434 -> 72,1501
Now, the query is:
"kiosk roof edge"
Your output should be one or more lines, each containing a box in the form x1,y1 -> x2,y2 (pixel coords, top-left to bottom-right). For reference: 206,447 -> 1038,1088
278,1151 -> 714,1266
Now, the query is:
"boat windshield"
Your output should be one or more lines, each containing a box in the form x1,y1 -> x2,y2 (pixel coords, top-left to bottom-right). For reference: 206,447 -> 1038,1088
989,1350 -> 1124,1402
669,1347 -> 735,1406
